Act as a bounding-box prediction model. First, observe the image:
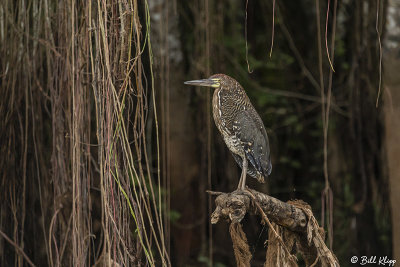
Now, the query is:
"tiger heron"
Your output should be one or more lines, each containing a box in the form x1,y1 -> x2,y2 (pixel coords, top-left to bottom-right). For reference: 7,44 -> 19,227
184,74 -> 272,190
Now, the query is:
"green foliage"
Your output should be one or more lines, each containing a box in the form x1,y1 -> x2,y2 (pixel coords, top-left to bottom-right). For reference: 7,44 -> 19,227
197,256 -> 226,267
168,210 -> 181,223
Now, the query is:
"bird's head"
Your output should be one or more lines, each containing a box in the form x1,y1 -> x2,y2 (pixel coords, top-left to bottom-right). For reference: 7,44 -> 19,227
184,74 -> 235,89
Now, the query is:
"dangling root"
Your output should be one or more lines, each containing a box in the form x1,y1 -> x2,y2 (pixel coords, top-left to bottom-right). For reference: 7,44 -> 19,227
229,222 -> 252,267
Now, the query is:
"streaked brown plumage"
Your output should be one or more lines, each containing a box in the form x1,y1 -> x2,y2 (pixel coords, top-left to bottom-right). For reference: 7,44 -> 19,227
185,74 -> 272,190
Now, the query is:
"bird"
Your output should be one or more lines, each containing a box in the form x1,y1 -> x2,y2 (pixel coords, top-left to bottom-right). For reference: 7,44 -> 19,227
184,74 -> 272,190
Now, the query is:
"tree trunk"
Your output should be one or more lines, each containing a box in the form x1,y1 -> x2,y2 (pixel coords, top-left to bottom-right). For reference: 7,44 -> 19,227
150,1 -> 204,264
383,0 -> 400,260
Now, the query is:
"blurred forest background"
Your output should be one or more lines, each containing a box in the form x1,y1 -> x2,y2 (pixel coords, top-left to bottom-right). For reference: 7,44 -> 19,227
0,0 -> 399,266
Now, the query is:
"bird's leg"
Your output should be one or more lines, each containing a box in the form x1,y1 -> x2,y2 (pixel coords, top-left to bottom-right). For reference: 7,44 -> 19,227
241,158 -> 248,190
237,157 -> 248,190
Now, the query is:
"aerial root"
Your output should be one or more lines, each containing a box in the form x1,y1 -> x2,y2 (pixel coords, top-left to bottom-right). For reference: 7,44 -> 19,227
229,222 -> 252,267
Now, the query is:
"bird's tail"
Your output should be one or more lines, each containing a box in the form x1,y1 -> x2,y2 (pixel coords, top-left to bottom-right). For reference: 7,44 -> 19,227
256,173 -> 265,183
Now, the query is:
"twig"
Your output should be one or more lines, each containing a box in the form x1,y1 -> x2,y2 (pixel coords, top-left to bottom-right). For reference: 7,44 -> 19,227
245,0 -> 253,73
244,189 -> 297,264
375,0 -> 382,107
325,0 -> 335,71
309,255 -> 320,267
269,0 -> 276,57
0,230 -> 36,267
206,190 -> 224,196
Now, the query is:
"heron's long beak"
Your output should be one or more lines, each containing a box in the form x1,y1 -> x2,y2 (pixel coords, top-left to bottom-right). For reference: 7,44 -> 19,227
184,78 -> 220,88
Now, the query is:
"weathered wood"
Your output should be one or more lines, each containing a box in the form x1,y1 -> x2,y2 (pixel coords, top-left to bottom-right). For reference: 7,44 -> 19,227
210,189 -> 307,232
209,189 -> 340,267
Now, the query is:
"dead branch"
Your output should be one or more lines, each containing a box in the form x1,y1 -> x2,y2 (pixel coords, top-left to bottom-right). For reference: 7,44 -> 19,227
209,189 -> 339,267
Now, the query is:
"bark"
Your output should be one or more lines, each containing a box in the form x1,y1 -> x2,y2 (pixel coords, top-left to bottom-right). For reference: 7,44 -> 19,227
150,0 -> 203,264
383,0 -> 400,260
211,190 -> 307,231
210,189 -> 339,267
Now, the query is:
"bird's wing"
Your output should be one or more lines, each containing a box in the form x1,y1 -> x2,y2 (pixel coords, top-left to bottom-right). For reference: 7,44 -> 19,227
233,108 -> 272,178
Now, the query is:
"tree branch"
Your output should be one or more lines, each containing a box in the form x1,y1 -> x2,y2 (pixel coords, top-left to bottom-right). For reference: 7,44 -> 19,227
210,189 -> 307,230
209,189 -> 339,267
